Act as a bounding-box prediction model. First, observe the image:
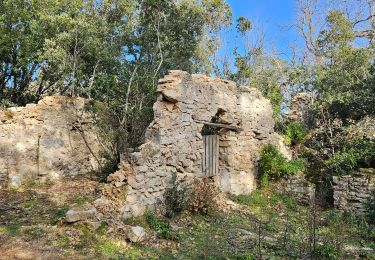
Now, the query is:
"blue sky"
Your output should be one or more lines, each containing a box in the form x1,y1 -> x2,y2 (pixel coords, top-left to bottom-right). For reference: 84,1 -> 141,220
226,0 -> 301,61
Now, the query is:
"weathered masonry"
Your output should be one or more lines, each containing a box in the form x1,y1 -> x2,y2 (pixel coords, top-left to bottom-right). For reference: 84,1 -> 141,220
96,70 -> 290,219
0,96 -> 102,188
333,170 -> 375,212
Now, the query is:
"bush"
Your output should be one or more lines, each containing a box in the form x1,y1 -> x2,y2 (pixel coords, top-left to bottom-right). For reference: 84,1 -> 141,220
283,122 -> 307,146
164,173 -> 190,218
99,159 -> 119,182
313,243 -> 339,259
259,144 -> 304,187
146,212 -> 179,241
365,190 -> 375,226
328,139 -> 375,175
188,177 -> 220,215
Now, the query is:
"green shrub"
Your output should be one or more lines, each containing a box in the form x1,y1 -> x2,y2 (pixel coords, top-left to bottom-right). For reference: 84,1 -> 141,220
146,212 -> 179,241
283,121 -> 307,146
0,98 -> 17,109
229,190 -> 267,207
314,243 -> 339,259
328,140 -> 375,175
259,144 -> 304,187
365,190 -> 375,226
99,158 -> 119,182
164,173 -> 190,218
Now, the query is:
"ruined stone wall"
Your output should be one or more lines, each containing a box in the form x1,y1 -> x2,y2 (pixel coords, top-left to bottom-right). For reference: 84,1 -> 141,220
274,173 -> 315,205
0,96 -> 102,188
285,93 -> 314,128
97,71 -> 290,219
333,170 -> 375,212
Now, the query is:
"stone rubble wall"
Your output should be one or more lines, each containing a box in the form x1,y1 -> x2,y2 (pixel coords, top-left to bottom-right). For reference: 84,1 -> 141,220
276,173 -> 315,205
333,171 -> 375,212
0,96 -> 102,188
285,93 -> 314,128
97,70 -> 291,220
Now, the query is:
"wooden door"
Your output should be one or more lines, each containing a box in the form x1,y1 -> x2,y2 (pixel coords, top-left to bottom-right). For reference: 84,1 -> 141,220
202,135 -> 219,177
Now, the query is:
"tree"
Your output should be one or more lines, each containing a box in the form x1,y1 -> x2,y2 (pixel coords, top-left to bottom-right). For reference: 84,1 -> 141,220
292,1 -> 375,205
0,0 -> 233,166
231,18 -> 286,118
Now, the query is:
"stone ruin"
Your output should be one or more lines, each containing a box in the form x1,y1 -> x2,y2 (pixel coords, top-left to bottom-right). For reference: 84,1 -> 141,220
2,72 -> 374,221
285,92 -> 314,128
0,96 -> 101,188
333,170 -> 375,212
274,173 -> 315,205
96,70 -> 291,219
0,71 -> 314,221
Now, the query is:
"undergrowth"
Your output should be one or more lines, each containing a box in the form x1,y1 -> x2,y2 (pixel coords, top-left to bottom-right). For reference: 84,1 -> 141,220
259,143 -> 304,187
146,212 -> 180,241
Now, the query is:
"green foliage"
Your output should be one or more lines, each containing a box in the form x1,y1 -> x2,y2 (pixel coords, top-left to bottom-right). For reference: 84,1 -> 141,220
164,173 -> 190,218
236,16 -> 252,34
98,241 -> 126,259
328,140 -> 375,175
0,0 -> 233,166
1,222 -> 22,236
0,98 -> 16,108
146,212 -> 179,240
314,243 -> 339,259
294,6 -> 375,206
73,196 -> 92,206
317,10 -> 355,52
146,212 -> 170,231
230,190 -> 267,207
312,10 -> 375,122
365,190 -> 375,226
258,144 -> 304,187
50,206 -> 68,225
282,122 -> 307,146
232,52 -> 285,118
303,116 -> 375,205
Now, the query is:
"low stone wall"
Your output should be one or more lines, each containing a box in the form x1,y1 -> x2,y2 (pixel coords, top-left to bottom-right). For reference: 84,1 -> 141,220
274,173 -> 315,205
333,170 -> 375,212
0,96 -> 102,188
96,70 -> 291,219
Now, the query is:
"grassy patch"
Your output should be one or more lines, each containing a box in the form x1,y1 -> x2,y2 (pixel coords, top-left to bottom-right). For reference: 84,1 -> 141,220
1,182 -> 374,259
57,236 -> 72,248
1,222 -> 22,236
23,226 -> 46,238
73,195 -> 93,205
23,197 -> 42,208
146,212 -> 180,241
98,240 -> 127,259
50,206 -> 69,225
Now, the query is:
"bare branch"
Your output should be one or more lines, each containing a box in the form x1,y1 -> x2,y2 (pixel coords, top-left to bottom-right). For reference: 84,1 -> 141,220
153,19 -> 164,84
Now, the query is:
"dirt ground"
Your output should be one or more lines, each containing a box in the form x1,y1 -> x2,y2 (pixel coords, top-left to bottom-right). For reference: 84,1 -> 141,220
0,176 -> 103,260
1,176 -> 374,259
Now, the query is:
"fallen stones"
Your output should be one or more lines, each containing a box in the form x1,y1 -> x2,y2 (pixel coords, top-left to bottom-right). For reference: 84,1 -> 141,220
65,204 -> 101,223
126,226 -> 148,243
